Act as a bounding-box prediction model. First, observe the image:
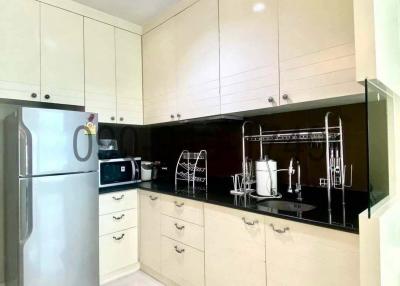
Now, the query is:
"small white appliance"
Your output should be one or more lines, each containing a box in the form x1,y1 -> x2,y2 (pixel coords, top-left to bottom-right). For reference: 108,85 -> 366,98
141,161 -> 153,181
256,159 -> 277,197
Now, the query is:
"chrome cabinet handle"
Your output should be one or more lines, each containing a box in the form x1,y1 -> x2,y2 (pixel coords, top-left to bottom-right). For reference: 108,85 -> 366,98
174,223 -> 185,230
174,245 -> 185,254
113,233 -> 125,241
170,114 -> 175,119
269,223 -> 289,234
149,195 -> 158,201
112,194 -> 124,201
119,117 -> 124,122
111,116 -> 115,121
44,94 -> 50,100
174,201 -> 184,207
242,217 -> 259,226
282,94 -> 289,100
30,93 -> 37,99
177,113 -> 181,119
113,214 -> 125,220
267,96 -> 274,103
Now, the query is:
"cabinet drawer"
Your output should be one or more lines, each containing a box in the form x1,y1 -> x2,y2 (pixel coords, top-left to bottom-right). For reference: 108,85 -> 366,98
161,215 -> 204,251
99,190 -> 137,215
99,209 -> 137,236
161,195 -> 203,225
99,228 -> 138,276
265,216 -> 359,286
161,236 -> 204,286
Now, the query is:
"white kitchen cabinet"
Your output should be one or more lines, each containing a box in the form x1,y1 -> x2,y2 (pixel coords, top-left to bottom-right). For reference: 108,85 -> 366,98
161,195 -> 204,226
139,191 -> 162,274
40,3 -> 84,106
219,0 -> 280,113
161,236 -> 205,286
84,18 -> 116,123
143,18 -> 177,124
204,204 -> 266,286
278,0 -> 364,105
99,228 -> 138,278
265,216 -> 360,286
0,0 -> 40,102
143,0 -> 220,124
99,190 -> 139,284
115,28 -> 143,125
175,0 -> 220,120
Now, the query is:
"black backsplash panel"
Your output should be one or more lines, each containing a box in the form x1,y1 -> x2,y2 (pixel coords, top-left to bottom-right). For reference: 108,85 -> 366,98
99,103 -> 368,191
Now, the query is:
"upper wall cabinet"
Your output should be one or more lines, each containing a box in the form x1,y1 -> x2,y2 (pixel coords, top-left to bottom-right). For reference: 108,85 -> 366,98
115,29 -> 143,125
143,0 -> 220,124
278,0 -> 364,105
0,0 -> 40,102
175,0 -> 220,120
143,19 -> 177,124
219,0 -> 279,114
41,4 -> 84,106
84,19 -> 117,123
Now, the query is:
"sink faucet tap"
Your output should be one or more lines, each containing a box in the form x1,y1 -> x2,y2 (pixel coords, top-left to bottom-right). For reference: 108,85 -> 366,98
287,158 -> 295,193
295,161 -> 302,201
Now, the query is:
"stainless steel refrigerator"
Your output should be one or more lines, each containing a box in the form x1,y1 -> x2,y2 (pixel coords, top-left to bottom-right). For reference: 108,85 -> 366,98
4,107 -> 99,286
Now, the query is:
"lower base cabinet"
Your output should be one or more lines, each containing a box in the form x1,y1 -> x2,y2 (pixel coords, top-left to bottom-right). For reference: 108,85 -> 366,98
204,204 -> 267,286
161,236 -> 205,286
265,216 -> 360,286
99,228 -> 138,276
139,190 -> 360,286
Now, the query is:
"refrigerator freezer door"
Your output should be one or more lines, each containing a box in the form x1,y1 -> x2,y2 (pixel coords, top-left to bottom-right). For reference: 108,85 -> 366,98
21,172 -> 99,286
19,107 -> 98,176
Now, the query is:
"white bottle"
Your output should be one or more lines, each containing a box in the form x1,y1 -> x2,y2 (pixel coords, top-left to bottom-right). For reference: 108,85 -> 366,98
256,159 -> 277,197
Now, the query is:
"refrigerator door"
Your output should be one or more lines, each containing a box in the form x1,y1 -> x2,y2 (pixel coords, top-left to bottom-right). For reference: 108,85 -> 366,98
21,172 -> 99,286
18,107 -> 98,176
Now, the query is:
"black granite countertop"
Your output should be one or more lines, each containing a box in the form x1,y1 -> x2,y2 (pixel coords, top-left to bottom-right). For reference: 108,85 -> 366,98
100,179 -> 368,234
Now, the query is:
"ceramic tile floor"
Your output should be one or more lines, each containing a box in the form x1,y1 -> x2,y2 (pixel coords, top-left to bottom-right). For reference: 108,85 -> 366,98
105,271 -> 164,286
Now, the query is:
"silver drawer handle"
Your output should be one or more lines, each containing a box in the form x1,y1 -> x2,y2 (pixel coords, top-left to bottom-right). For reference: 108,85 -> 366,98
149,195 -> 158,201
174,201 -> 184,208
242,217 -> 259,226
174,245 -> 185,254
113,233 -> 125,241
113,214 -> 125,221
174,222 -> 185,230
112,194 -> 124,201
269,223 -> 289,234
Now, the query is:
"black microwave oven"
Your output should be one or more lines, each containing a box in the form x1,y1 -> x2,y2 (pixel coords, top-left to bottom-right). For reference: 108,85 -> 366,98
99,157 -> 141,188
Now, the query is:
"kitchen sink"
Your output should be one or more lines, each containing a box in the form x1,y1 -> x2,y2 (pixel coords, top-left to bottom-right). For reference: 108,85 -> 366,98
257,200 -> 316,212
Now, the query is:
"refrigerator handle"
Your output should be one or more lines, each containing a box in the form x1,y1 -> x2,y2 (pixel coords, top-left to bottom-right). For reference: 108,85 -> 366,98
20,180 -> 33,244
19,123 -> 32,176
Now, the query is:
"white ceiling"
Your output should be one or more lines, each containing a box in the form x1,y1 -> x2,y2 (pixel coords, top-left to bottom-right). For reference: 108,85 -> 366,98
72,0 -> 180,25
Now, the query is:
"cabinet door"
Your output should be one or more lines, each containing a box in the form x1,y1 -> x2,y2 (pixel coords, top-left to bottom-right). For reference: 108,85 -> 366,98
279,0 -> 364,104
143,19 -> 177,124
220,0 -> 279,113
204,204 -> 266,286
115,29 -> 143,125
84,18 -> 116,123
99,228 -> 138,277
41,4 -> 84,106
139,191 -> 161,273
175,0 -> 220,120
0,0 -> 40,101
265,217 -> 360,286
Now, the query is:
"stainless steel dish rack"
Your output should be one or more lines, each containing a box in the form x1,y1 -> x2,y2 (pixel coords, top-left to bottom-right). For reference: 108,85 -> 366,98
233,112 -> 352,213
175,150 -> 208,191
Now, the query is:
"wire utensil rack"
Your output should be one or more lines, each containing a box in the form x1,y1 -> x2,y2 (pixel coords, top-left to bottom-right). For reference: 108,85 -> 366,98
175,150 -> 208,191
233,112 -> 352,215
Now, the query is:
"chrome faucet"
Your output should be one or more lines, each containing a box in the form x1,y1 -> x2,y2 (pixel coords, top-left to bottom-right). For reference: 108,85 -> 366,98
295,161 -> 302,201
287,158 -> 295,193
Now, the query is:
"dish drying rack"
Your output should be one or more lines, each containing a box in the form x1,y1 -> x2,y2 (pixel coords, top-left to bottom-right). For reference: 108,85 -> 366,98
233,112 -> 352,212
175,150 -> 208,191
